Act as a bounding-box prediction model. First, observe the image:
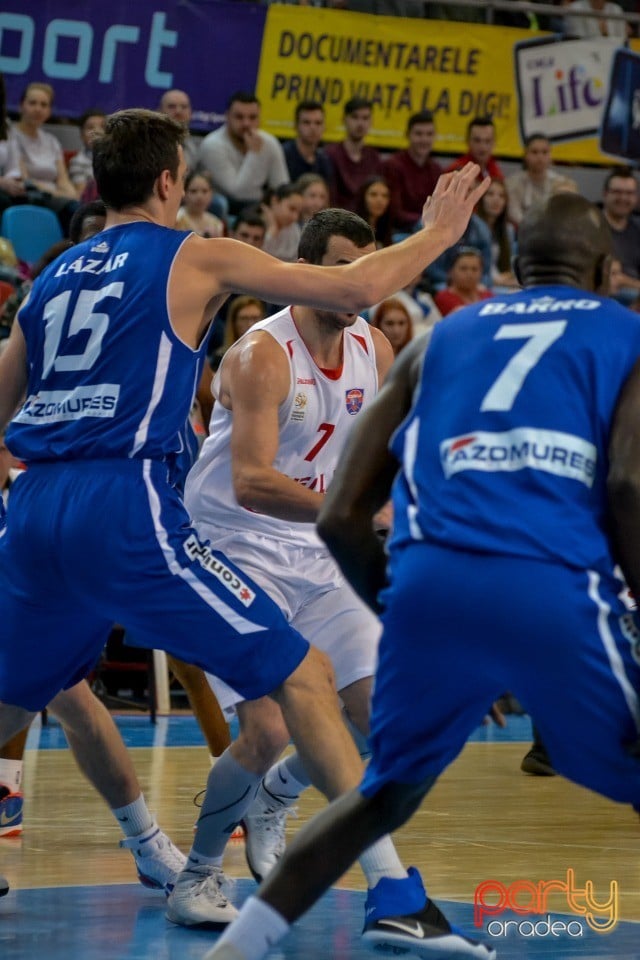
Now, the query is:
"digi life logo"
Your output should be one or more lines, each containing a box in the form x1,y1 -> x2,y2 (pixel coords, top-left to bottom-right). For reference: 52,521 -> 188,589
474,870 -> 618,939
514,37 -> 619,143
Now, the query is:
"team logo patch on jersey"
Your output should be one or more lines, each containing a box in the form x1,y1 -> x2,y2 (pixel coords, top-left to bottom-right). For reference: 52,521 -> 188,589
184,535 -> 256,607
440,427 -> 597,488
345,387 -> 364,415
291,392 -> 307,422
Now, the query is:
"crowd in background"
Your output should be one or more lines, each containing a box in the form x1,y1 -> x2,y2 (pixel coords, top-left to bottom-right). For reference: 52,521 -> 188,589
1,12 -> 639,370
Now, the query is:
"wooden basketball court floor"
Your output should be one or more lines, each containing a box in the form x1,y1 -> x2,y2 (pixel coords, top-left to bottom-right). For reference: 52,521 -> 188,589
1,713 -> 638,960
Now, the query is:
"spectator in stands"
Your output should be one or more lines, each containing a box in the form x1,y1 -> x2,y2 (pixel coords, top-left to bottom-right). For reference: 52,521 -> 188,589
367,275 -> 442,337
446,115 -> 504,182
563,0 -> 628,38
384,110 -> 442,234
158,89 -> 200,174
425,212 -> 493,292
211,295 -> 267,371
68,109 -> 106,199
434,246 -> 493,316
369,298 -> 413,357
261,183 -> 304,261
325,97 -> 383,211
475,179 -> 519,292
296,173 -> 330,226
176,170 -> 225,237
68,199 -> 107,245
11,82 -> 79,234
355,175 -> 393,247
506,133 -> 578,228
231,206 -> 267,248
198,92 -> 289,216
601,165 -> 640,304
0,74 -> 25,216
283,101 -> 333,184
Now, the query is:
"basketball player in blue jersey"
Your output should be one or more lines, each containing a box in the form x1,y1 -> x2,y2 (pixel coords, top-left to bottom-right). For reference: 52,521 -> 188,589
206,192 -> 640,960
0,109 -> 489,906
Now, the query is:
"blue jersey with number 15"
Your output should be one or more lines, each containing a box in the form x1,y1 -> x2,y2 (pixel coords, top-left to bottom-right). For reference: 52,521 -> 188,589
6,221 -> 206,465
389,285 -> 640,576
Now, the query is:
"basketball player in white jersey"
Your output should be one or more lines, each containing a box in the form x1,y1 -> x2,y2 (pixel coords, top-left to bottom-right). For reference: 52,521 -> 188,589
175,210 -> 446,943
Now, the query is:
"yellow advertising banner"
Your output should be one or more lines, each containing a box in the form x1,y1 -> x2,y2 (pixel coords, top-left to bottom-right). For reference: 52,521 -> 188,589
256,5 -> 635,166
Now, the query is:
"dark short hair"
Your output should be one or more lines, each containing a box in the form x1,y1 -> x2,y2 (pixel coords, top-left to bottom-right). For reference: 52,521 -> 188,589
524,132 -> 549,149
298,208 -> 375,264
227,91 -> 260,110
407,110 -> 434,132
604,165 -> 638,191
93,109 -> 184,210
467,115 -> 495,137
234,206 -> 267,232
263,183 -> 303,205
295,100 -> 324,123
78,108 -> 107,130
344,97 -> 372,116
69,200 -> 107,244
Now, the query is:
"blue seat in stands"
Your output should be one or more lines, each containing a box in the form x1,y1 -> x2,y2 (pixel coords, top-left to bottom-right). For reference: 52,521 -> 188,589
0,204 -> 63,266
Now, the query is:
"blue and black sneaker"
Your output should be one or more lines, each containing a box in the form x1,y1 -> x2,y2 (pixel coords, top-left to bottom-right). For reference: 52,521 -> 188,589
363,867 -> 496,958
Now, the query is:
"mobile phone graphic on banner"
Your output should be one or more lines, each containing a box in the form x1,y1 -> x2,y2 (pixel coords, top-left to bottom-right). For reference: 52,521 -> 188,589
599,47 -> 640,161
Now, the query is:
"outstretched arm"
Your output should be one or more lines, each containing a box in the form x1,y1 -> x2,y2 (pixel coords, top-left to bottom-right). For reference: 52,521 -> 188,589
317,334 -> 429,611
171,165 -> 491,346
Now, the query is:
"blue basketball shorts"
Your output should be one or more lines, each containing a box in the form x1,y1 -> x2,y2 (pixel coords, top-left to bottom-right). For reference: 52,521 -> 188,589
361,541 -> 640,808
0,459 -> 309,711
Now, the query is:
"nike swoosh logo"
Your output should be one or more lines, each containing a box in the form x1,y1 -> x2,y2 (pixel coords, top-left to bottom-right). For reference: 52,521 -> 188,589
0,810 -> 21,827
376,919 -> 426,939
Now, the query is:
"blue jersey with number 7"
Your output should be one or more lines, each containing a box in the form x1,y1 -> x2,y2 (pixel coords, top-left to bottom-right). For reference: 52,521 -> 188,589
7,222 -> 205,465
389,285 -> 640,574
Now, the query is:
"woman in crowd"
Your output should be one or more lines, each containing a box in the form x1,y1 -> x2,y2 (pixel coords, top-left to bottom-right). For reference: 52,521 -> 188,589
369,298 -> 414,357
475,179 -> 519,293
176,170 -> 226,238
68,109 -> 106,199
12,82 -> 79,234
0,74 -> 25,218
355,175 -> 393,247
505,133 -> 578,227
261,183 -> 304,261
434,246 -> 493,317
296,173 -> 330,226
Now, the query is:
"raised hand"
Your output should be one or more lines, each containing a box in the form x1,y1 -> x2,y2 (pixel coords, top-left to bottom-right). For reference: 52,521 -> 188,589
421,164 -> 492,247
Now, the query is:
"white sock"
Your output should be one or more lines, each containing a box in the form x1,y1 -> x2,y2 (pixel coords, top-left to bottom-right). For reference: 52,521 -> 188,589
112,793 -> 154,838
261,753 -> 309,801
359,835 -> 408,887
213,896 -> 289,960
186,851 -> 223,868
0,758 -> 23,793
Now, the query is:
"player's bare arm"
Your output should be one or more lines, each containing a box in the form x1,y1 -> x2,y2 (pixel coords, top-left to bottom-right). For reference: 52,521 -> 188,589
318,333 -> 430,610
0,318 -> 28,433
222,331 -> 326,522
171,164 -> 490,347
607,354 -> 640,600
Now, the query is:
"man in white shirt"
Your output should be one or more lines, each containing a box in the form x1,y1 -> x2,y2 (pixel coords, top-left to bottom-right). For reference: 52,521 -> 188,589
564,0 -> 628,39
158,89 -> 200,174
198,92 -> 289,216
